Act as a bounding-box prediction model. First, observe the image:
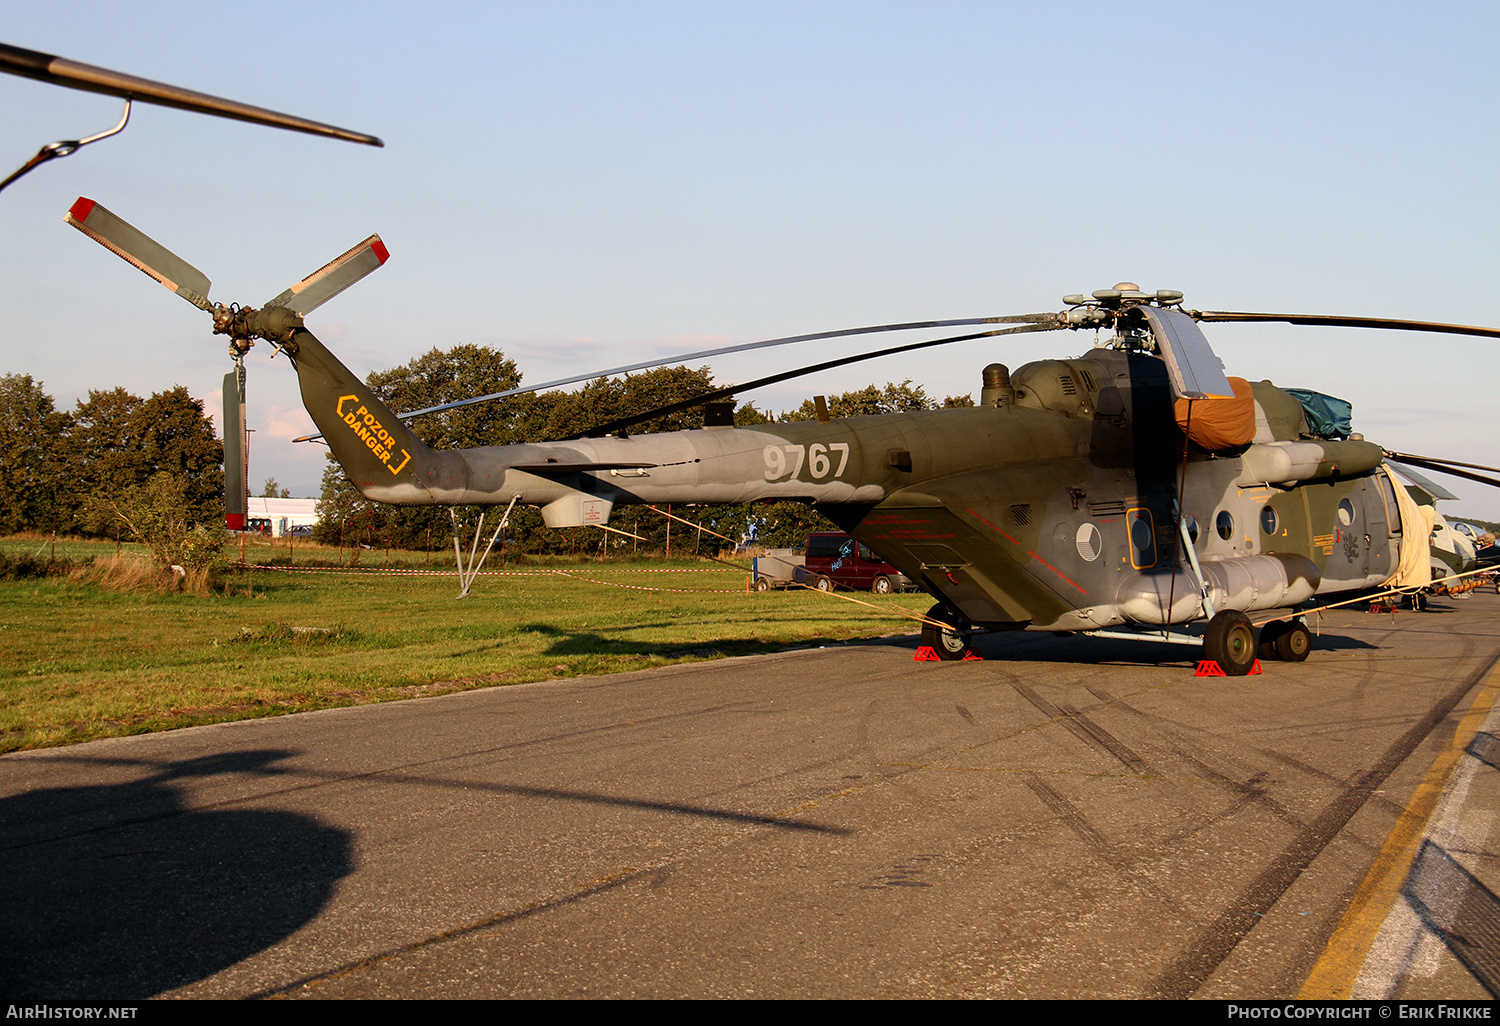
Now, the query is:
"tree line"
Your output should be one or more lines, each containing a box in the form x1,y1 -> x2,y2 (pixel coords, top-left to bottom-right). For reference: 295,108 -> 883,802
0,375 -> 221,538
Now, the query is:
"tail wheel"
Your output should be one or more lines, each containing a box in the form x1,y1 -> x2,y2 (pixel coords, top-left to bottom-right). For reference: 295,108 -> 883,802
920,603 -> 972,661
1275,621 -> 1312,662
872,575 -> 893,594
1204,610 -> 1257,676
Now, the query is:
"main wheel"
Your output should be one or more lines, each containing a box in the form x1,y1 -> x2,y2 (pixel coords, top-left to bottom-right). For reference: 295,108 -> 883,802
872,575 -> 893,594
814,575 -> 833,593
1258,620 -> 1287,660
1204,610 -> 1257,676
1274,620 -> 1311,662
754,576 -> 771,593
920,603 -> 972,661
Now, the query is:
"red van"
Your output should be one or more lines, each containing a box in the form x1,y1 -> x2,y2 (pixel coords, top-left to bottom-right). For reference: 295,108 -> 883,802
803,532 -> 912,594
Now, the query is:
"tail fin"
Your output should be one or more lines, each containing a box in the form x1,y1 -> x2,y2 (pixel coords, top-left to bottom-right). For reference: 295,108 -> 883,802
288,329 -> 445,504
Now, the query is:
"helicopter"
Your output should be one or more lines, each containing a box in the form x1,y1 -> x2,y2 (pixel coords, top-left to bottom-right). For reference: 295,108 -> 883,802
63,197 -> 1500,676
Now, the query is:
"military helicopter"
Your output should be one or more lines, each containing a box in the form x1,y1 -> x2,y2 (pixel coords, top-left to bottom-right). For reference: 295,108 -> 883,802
64,198 -> 1500,675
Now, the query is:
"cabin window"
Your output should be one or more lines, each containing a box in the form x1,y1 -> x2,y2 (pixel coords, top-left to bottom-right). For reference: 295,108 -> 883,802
1338,498 -> 1356,527
1260,505 -> 1280,536
1216,511 -> 1234,541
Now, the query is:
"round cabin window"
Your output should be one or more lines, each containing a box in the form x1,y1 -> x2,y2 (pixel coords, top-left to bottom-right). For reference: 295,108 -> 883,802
1216,511 -> 1234,541
1261,505 -> 1280,536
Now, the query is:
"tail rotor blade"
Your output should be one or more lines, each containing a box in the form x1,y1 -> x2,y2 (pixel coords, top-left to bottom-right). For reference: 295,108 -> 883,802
264,235 -> 388,316
222,368 -> 247,530
64,197 -> 212,311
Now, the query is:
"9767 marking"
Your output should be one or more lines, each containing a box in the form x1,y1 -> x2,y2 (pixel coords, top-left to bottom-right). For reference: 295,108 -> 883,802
764,443 -> 849,481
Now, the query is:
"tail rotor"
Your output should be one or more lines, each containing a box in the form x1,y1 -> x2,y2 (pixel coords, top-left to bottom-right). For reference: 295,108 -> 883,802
64,197 -> 389,530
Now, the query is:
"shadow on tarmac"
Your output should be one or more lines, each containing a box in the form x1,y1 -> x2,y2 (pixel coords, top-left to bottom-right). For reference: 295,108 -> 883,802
0,749 -> 351,999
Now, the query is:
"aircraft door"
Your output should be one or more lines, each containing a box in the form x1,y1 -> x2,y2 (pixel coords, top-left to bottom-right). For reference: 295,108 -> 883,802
1361,476 -> 1394,579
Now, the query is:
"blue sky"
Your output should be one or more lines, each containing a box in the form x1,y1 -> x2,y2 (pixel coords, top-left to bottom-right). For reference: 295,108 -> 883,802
3,1 -> 1498,516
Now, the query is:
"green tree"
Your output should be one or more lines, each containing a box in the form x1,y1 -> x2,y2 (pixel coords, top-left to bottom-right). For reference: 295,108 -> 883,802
781,380 -> 934,421
367,345 -> 523,450
67,387 -> 146,531
132,386 -> 224,526
514,365 -> 717,443
66,385 -> 222,537
261,478 -> 291,498
0,375 -> 70,533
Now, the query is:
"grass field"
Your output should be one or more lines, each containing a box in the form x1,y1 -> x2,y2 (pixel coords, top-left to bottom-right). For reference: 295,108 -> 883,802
0,537 -> 926,752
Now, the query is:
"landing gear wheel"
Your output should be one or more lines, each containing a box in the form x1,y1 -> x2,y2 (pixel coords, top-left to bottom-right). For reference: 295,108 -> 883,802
1274,620 -> 1311,662
1204,610 -> 1257,676
920,603 -> 972,661
872,575 -> 893,595
754,576 -> 771,593
1258,620 -> 1287,661
814,575 -> 833,593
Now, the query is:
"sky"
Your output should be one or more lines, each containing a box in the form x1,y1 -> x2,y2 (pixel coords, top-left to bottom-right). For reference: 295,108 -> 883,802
3,1 -> 1498,516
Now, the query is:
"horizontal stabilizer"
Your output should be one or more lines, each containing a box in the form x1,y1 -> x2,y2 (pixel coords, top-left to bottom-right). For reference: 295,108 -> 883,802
511,461 -> 659,474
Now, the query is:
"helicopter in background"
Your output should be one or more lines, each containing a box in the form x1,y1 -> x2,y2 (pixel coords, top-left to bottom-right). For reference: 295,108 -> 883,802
63,198 -> 1500,675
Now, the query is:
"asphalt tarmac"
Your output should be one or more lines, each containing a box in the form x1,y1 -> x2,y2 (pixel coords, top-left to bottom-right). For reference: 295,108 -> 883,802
3,593 -> 1499,999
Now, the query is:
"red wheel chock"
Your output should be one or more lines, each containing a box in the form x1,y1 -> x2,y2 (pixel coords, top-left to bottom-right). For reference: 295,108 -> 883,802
1194,659 -> 1262,677
914,646 -> 984,662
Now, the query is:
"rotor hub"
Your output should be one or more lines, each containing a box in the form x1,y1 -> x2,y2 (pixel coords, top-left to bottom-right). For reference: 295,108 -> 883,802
1059,284 -> 1186,346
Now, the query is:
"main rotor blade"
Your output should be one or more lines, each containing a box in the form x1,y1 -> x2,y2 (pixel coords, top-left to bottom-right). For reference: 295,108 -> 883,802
64,197 -> 212,311
395,313 -> 1058,420
1,42 -> 383,147
293,312 -> 1060,442
1191,310 -> 1500,340
1386,451 -> 1500,489
566,321 -> 1063,440
265,235 -> 389,316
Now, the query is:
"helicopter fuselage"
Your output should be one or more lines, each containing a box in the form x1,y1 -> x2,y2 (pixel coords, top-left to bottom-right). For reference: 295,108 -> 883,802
295,329 -> 1410,634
